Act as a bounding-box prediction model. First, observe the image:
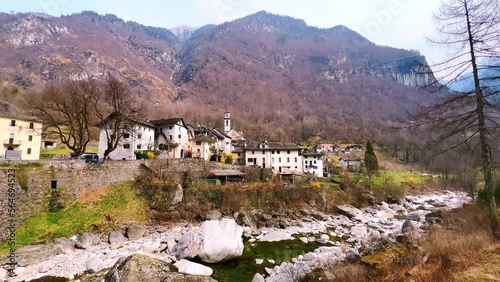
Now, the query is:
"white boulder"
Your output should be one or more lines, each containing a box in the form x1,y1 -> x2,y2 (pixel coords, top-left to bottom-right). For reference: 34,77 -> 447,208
174,259 -> 213,276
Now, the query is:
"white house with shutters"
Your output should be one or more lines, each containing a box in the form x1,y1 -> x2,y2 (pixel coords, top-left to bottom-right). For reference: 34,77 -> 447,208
244,140 -> 303,174
302,151 -> 324,177
97,112 -> 155,160
150,118 -> 189,158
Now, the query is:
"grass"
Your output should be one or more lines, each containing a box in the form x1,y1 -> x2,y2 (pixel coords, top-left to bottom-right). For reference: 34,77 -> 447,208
0,181 -> 148,254
40,145 -> 98,159
351,170 -> 434,187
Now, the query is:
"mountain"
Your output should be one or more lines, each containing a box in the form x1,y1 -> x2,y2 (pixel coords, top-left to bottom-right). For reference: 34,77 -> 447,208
0,11 -> 437,141
448,57 -> 500,97
170,25 -> 197,43
0,11 -> 179,103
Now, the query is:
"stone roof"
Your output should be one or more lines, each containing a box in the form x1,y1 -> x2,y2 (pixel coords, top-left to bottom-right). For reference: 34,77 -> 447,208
0,100 -> 40,121
245,140 -> 302,150
149,118 -> 185,126
99,111 -> 155,128
340,156 -> 361,162
191,135 -> 216,143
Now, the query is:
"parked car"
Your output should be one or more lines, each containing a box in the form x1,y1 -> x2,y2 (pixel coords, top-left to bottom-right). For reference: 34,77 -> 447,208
80,153 -> 100,164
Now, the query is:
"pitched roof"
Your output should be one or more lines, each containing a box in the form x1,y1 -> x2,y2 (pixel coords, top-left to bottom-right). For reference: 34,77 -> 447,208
191,135 -> 216,143
245,140 -> 302,150
340,156 -> 361,161
149,118 -> 185,126
0,100 -> 40,121
99,111 -> 155,128
211,128 -> 231,139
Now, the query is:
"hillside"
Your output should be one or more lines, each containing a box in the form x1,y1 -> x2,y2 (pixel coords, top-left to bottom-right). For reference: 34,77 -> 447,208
0,11 -> 438,141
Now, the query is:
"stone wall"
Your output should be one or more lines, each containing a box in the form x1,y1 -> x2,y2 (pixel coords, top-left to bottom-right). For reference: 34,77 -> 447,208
0,159 -> 244,242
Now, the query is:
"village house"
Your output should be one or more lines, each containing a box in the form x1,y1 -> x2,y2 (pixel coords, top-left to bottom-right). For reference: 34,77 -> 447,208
339,156 -> 361,171
317,143 -> 336,153
97,112 -> 155,160
190,135 -> 216,161
302,151 -> 324,177
150,118 -> 189,158
244,140 -> 303,174
0,101 -> 42,160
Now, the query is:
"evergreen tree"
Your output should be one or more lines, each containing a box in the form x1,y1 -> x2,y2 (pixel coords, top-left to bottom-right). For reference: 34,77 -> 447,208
364,141 -> 379,181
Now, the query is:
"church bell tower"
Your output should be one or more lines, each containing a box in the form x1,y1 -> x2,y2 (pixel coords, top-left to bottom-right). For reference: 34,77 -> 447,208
224,112 -> 231,132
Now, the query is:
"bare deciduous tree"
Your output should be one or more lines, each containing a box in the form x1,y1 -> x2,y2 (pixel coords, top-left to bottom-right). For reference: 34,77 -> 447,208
30,80 -> 100,158
95,74 -> 141,160
416,0 -> 500,238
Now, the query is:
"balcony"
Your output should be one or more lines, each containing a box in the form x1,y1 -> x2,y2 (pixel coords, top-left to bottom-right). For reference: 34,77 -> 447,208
3,139 -> 22,146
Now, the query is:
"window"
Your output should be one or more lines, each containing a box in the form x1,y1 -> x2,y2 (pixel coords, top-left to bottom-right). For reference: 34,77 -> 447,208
314,160 -> 317,164
272,151 -> 275,154
272,157 -> 274,163
277,151 -> 280,154
29,122 -> 34,129
252,151 -> 255,154
305,160 -> 308,164
287,157 -> 290,162
247,158 -> 253,163
10,120 -> 16,126
27,148 -> 32,155
137,134 -> 142,139
197,149 -> 200,152
28,135 -> 33,141
278,157 -> 281,162
295,157 -> 297,162
295,166 -> 297,169
196,141 -> 201,145
238,153 -> 241,156
123,144 -> 130,149
137,144 -> 142,149
123,133 -> 130,138
169,126 -> 173,130
287,150 -> 290,154
178,134 -> 181,139
169,135 -> 173,140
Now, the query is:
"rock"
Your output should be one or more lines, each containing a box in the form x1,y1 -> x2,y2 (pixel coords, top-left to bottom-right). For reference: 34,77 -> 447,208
320,234 -> 329,241
259,230 -> 292,242
252,273 -> 266,282
38,264 -> 51,273
55,237 -> 75,254
174,230 -> 202,259
109,230 -> 128,245
86,256 -> 105,273
75,232 -> 101,249
302,268 -> 336,282
126,223 -> 147,240
0,267 -> 6,280
197,218 -> 244,263
174,259 -> 213,276
172,183 -> 184,205
310,211 -> 329,221
205,210 -> 223,220
300,237 -> 309,243
13,266 -> 26,275
141,239 -> 162,253
402,219 -> 416,235
350,226 -> 367,238
105,254 -> 217,282
336,205 -> 362,218
302,252 -> 317,261
255,258 -> 264,265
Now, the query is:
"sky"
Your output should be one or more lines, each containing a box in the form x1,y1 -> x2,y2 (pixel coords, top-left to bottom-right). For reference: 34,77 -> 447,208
0,0 -> 448,65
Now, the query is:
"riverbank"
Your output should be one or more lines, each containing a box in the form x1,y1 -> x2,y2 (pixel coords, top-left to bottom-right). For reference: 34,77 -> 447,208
0,190 -> 473,282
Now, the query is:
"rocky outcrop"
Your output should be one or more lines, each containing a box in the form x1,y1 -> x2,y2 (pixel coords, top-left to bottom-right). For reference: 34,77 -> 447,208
104,254 -> 216,282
